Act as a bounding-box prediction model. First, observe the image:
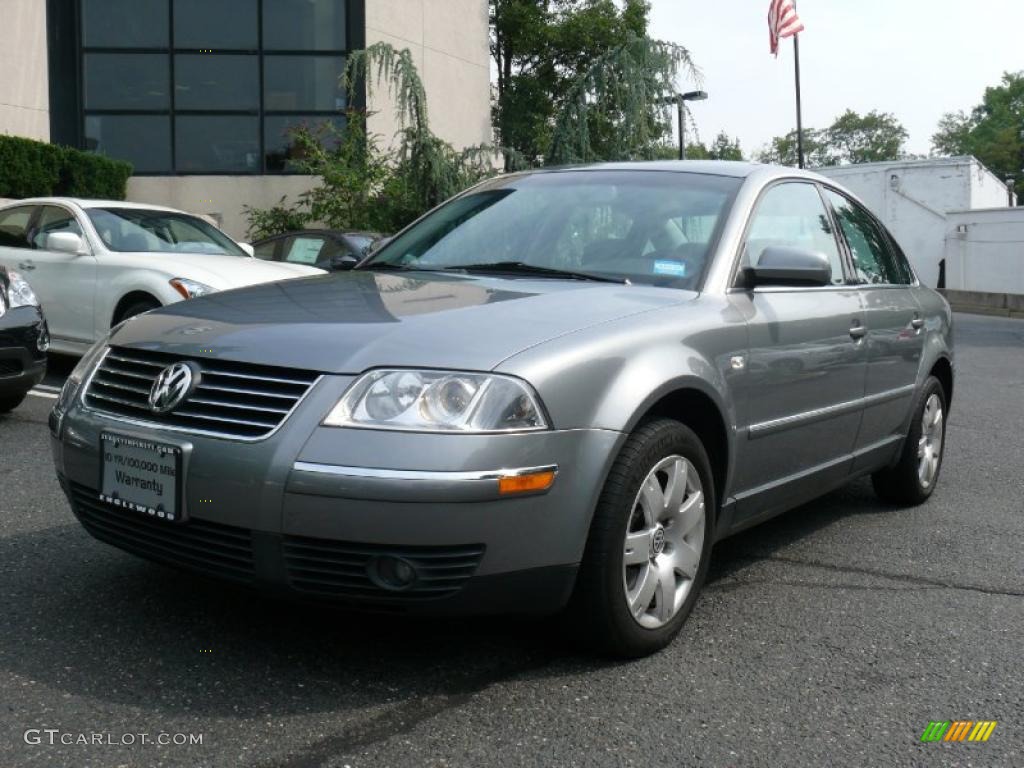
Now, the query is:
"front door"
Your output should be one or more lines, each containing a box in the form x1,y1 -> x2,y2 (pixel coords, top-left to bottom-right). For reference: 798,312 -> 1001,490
25,205 -> 97,345
823,189 -> 924,469
730,181 -> 868,519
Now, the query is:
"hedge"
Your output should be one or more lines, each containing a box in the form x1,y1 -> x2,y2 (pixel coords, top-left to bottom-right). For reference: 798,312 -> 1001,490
0,135 -> 133,200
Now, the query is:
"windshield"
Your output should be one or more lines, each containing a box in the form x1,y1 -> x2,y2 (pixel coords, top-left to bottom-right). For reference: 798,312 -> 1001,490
86,208 -> 247,256
363,170 -> 740,289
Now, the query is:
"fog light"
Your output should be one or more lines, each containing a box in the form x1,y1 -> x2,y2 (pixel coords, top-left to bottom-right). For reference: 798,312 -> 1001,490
368,555 -> 418,591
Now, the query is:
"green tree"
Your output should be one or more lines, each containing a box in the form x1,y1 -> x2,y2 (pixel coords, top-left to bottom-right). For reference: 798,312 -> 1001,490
491,0 -> 697,165
933,71 -> 1024,200
756,110 -> 908,167
685,131 -> 744,161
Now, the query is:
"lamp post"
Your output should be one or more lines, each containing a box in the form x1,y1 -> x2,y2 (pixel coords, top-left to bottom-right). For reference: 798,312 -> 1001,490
658,91 -> 708,160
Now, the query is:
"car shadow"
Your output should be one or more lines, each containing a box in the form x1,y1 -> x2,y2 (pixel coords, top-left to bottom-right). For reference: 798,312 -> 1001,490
0,478 -> 887,723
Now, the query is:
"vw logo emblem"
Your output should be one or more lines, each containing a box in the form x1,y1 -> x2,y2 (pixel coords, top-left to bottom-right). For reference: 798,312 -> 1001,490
651,527 -> 666,557
148,362 -> 198,414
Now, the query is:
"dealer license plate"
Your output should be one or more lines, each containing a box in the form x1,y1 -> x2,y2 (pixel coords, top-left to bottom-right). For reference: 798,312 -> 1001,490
99,432 -> 184,523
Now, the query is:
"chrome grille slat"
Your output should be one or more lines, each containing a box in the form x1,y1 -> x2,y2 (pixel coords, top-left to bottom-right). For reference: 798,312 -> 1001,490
84,347 -> 320,440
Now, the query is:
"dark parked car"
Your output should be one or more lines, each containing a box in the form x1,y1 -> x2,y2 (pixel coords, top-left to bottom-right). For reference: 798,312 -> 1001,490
0,266 -> 48,412
253,229 -> 383,272
51,162 -> 953,657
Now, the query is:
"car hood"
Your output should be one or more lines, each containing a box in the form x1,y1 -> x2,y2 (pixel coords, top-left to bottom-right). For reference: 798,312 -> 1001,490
111,270 -> 694,373
116,252 -> 324,286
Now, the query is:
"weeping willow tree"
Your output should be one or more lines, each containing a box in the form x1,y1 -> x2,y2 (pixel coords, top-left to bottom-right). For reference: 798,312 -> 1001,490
547,35 -> 700,165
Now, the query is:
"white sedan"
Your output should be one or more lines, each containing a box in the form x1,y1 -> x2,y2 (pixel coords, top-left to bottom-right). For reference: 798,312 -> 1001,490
0,198 -> 322,355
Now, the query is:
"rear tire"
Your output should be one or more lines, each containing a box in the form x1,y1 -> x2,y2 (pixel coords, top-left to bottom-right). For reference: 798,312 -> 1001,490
871,375 -> 947,505
569,418 -> 715,658
0,391 -> 28,413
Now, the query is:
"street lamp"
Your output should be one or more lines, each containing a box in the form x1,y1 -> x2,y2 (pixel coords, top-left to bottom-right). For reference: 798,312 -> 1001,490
658,90 -> 708,160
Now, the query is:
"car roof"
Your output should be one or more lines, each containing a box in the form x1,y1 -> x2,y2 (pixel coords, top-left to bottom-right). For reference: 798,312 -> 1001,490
6,197 -> 183,213
520,160 -> 834,184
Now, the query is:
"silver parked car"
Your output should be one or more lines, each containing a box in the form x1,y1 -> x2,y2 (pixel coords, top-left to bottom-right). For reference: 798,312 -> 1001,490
50,162 -> 953,657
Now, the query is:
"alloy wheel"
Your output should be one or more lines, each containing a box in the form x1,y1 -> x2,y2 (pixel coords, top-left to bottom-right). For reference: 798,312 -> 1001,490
917,393 -> 944,489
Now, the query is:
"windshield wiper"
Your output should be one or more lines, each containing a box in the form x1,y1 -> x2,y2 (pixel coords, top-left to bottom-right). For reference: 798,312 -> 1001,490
441,261 -> 628,284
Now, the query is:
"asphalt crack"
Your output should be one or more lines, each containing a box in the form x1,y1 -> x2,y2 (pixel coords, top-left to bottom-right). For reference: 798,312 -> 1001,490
716,552 -> 1024,598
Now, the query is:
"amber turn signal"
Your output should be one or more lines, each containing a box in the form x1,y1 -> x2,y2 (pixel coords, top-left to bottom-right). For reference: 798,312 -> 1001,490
497,469 -> 557,495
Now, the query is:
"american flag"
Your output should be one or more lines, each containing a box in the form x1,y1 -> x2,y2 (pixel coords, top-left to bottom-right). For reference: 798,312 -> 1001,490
768,0 -> 804,56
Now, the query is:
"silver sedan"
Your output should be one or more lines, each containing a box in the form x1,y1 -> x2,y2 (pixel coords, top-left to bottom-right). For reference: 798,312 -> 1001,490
50,162 -> 953,657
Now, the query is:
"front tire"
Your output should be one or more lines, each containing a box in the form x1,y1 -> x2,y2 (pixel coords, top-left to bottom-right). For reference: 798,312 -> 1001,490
569,419 -> 715,658
116,298 -> 160,324
0,391 -> 28,413
871,375 -> 947,505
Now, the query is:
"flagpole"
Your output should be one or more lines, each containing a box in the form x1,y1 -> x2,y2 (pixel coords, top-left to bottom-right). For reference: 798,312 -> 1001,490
793,33 -> 805,169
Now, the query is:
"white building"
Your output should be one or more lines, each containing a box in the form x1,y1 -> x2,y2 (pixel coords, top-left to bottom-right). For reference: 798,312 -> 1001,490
819,157 -> 1013,288
1,0 -> 492,238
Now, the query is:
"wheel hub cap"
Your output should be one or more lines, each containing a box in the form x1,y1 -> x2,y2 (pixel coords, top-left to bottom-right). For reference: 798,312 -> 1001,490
622,455 -> 706,630
917,393 -> 944,489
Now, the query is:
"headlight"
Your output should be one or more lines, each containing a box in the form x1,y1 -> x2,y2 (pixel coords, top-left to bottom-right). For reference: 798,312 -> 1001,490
7,270 -> 39,308
169,278 -> 218,299
324,369 -> 549,433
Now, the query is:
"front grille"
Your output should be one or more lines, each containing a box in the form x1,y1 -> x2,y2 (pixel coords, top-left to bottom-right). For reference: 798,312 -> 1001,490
0,358 -> 21,376
84,346 -> 320,439
68,482 -> 255,582
283,536 -> 486,601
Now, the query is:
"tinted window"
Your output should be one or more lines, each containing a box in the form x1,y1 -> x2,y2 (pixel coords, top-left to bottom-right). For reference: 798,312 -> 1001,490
174,55 -> 259,110
174,0 -> 258,48
175,116 -> 260,173
0,207 -> 35,250
253,240 -> 279,260
85,115 -> 172,173
264,57 -> 347,111
33,207 -> 83,249
263,0 -> 347,50
264,115 -> 345,171
825,190 -> 904,284
82,0 -> 168,48
366,171 -> 741,290
883,231 -> 916,285
84,54 -> 170,111
743,183 -> 845,285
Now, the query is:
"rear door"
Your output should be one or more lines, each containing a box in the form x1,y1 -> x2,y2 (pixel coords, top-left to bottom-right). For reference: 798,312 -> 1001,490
729,181 -> 868,519
26,205 -> 98,345
823,189 -> 923,468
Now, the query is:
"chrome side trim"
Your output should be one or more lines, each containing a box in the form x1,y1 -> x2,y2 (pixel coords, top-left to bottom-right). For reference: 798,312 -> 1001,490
748,384 -> 915,439
288,462 -> 559,503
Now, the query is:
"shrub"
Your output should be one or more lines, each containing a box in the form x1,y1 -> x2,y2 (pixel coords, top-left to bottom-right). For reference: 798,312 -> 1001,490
0,135 -> 63,198
0,134 -> 134,200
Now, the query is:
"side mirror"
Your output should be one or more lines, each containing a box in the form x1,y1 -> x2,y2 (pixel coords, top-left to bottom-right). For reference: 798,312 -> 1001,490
238,242 -> 255,257
744,246 -> 832,288
46,232 -> 87,255
330,253 -> 360,271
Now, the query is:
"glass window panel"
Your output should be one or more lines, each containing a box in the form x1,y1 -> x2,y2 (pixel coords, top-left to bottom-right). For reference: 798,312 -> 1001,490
175,54 -> 259,110
264,115 -> 345,172
84,54 -> 170,111
174,0 -> 258,49
82,0 -> 168,48
264,56 -> 346,111
33,207 -> 84,249
825,190 -> 903,284
84,115 -> 172,173
263,0 -> 347,50
175,116 -> 260,173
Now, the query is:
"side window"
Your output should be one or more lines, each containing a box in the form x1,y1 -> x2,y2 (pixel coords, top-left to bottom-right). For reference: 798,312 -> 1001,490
33,206 -> 83,249
283,236 -> 327,265
0,206 -> 36,250
253,240 -> 278,260
743,183 -> 845,285
824,190 -> 904,284
883,231 -> 916,285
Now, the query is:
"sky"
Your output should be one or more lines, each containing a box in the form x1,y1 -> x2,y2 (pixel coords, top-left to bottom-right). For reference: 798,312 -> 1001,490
647,0 -> 1024,157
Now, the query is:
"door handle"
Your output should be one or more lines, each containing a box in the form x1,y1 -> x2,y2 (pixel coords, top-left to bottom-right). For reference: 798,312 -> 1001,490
911,315 -> 925,330
17,261 -> 36,271
849,321 -> 867,341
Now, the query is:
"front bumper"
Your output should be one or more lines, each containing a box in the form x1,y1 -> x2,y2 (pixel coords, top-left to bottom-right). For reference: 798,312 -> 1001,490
0,306 -> 47,397
52,376 -> 623,615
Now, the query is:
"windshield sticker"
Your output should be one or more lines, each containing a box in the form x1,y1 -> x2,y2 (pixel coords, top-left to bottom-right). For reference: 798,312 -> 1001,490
653,260 -> 687,277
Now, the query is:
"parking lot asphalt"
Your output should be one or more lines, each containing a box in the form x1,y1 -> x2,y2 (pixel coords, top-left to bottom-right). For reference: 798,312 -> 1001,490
2,312 -> 1022,768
